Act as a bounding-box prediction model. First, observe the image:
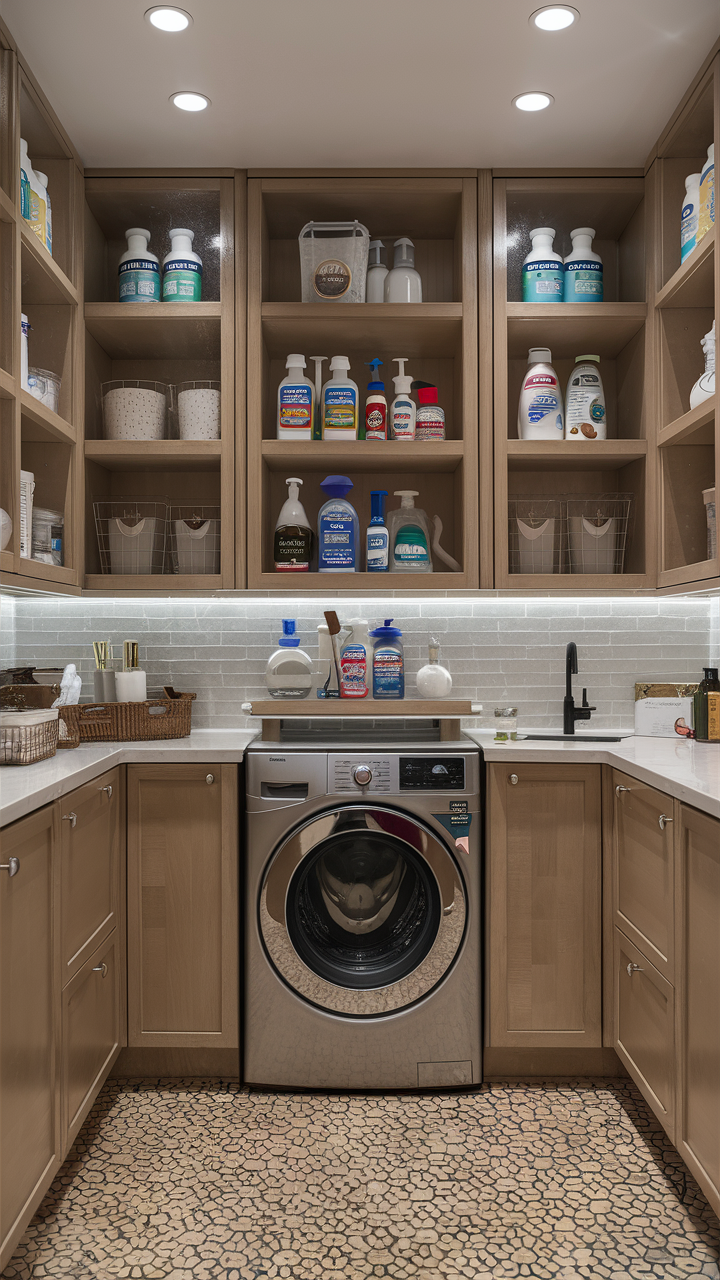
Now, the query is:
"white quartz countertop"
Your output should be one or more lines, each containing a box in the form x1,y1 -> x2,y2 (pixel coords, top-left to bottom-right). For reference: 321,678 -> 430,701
0,730 -> 259,827
465,730 -> 720,820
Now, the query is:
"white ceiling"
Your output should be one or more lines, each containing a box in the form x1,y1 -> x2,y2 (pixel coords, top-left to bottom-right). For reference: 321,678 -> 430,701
1,0 -> 718,170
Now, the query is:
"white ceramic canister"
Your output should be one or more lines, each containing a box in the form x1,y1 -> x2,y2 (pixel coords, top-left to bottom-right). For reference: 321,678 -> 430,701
176,380 -> 221,439
102,380 -> 167,441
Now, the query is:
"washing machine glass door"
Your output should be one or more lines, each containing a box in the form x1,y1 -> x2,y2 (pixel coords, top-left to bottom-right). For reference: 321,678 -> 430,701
259,805 -> 466,1017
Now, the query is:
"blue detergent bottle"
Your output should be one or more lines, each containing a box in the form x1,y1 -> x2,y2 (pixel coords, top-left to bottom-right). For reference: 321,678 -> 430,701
369,619 -> 404,699
366,490 -> 389,572
318,475 -> 359,573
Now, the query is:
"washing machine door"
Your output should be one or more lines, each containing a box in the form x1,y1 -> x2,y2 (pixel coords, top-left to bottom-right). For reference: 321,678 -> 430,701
259,805 -> 466,1016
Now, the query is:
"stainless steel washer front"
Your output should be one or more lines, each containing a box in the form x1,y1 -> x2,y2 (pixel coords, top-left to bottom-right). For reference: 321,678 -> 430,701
260,804 -> 466,1016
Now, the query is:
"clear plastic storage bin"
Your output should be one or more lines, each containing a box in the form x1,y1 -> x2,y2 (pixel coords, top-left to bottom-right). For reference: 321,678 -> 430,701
509,496 -> 563,574
298,221 -> 370,304
101,380 -> 167,441
94,499 -> 168,575
27,367 -> 61,414
169,505 -> 221,575
566,493 -> 632,575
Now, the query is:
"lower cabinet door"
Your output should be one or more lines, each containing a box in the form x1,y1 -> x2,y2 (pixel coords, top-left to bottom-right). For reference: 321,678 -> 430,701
62,931 -> 120,1151
614,927 -> 675,1139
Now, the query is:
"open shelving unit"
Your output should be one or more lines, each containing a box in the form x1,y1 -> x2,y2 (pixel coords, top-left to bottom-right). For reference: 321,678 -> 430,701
246,175 -> 484,591
493,175 -> 654,590
82,175 -> 237,592
651,55 -> 719,589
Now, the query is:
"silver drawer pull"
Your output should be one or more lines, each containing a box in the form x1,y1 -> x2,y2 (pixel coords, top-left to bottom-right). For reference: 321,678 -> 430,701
100,784 -> 113,798
627,962 -> 644,976
206,774 -> 214,785
62,812 -> 77,828
0,858 -> 19,877
509,774 -> 518,786
615,785 -> 630,797
92,962 -> 108,978
658,813 -> 673,830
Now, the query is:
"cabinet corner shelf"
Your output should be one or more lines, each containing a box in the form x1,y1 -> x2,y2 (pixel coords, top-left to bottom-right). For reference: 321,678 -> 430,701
655,225 -> 715,310
84,302 -> 223,360
85,439 -> 222,472
260,439 -> 464,473
505,302 -> 647,359
507,439 -> 647,471
21,389 -> 76,444
659,402 -> 715,448
20,221 -> 78,306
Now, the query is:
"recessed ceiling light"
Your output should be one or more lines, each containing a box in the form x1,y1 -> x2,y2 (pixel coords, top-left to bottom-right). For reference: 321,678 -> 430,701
171,91 -> 210,112
145,7 -> 192,31
513,91 -> 554,112
530,5 -> 579,30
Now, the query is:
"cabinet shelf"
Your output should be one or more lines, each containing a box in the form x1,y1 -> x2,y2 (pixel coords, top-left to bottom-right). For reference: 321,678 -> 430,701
252,571 -> 468,591
261,439 -> 464,473
506,303 -> 647,359
656,225 -> 715,309
85,439 -> 222,472
84,574 -> 223,592
245,698 -> 472,718
84,303 -> 222,360
0,368 -> 15,399
260,303 -> 463,357
21,222 -> 78,306
507,440 -> 647,471
21,389 -> 75,443
659,402 -> 715,448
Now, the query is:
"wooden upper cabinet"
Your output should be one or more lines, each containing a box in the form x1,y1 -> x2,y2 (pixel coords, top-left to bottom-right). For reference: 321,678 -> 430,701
59,766 -> 121,985
487,763 -> 602,1047
127,764 -> 239,1048
611,767 -> 675,978
676,803 -> 720,1218
0,804 -> 60,1272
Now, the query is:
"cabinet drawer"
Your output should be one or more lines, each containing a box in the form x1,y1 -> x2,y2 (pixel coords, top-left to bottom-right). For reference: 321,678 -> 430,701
614,928 -> 675,1139
612,769 -> 674,978
61,931 -> 120,1152
60,767 -> 120,984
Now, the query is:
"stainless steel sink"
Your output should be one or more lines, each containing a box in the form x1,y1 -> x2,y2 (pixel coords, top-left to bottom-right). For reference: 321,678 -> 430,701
520,734 -> 625,743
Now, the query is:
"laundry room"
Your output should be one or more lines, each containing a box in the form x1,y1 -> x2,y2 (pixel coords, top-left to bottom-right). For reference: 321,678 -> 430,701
0,2 -> 720,1276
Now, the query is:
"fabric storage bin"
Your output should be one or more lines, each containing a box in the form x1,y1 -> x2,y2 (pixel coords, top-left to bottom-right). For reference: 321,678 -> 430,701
298,221 -> 369,303
169,506 -> 220,574
703,487 -> 716,561
94,500 -> 168,575
566,493 -> 632,574
175,380 -> 220,440
101,380 -> 167,441
508,496 -> 563,574
0,708 -> 58,765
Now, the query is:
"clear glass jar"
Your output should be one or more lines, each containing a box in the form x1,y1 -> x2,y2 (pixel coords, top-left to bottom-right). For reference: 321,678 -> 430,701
494,706 -> 518,741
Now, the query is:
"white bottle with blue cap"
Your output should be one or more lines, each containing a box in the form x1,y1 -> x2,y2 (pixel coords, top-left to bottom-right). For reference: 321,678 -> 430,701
265,619 -> 313,699
318,475 -> 359,572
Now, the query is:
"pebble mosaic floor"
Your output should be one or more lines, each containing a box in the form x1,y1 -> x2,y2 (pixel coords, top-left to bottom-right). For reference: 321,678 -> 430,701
4,1077 -> 720,1280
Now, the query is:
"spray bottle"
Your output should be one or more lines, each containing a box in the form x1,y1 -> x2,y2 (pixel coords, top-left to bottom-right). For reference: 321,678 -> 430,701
364,359 -> 387,440
390,359 -> 416,440
366,490 -> 389,572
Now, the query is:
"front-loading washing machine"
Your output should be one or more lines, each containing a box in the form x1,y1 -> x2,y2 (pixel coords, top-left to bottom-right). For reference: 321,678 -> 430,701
244,740 -> 482,1090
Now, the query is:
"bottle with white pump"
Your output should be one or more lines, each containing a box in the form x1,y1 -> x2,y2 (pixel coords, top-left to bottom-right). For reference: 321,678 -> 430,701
384,238 -> 422,303
366,240 -> 388,303
118,228 -> 160,302
522,227 -> 563,302
564,227 -> 603,301
390,358 -> 416,440
163,228 -> 202,301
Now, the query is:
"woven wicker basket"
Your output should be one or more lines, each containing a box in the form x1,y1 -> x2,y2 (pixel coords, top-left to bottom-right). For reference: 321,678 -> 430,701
67,692 -> 196,743
0,714 -> 59,765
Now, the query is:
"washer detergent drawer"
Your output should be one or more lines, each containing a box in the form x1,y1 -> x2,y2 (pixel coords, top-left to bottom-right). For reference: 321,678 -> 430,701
246,751 -> 328,808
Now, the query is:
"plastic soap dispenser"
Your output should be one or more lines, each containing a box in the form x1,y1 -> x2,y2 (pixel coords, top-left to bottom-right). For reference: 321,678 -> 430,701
518,348 -> 564,440
384,238 -> 423,303
265,620 -> 313,700
416,637 -> 452,699
390,359 -> 416,440
277,355 -> 314,440
681,172 -> 702,262
522,227 -> 563,302
274,477 -> 313,572
322,356 -> 359,440
370,619 -> 405,699
364,359 -> 387,440
366,490 -> 389,571
119,228 -> 160,302
318,475 -> 359,572
366,240 -> 388,303
163,228 -> 202,301
564,227 -> 603,301
388,491 -> 432,573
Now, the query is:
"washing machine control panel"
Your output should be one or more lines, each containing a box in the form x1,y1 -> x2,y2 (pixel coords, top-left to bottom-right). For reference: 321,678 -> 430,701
329,754 -> 467,793
399,757 -> 465,790
330,757 -> 394,792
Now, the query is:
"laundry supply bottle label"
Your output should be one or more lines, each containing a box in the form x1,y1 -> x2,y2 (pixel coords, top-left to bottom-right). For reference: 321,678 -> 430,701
392,399 -> 415,439
681,203 -> 698,259
319,518 -> 355,570
20,167 -> 31,220
367,528 -> 389,571
118,259 -> 161,301
340,643 -> 369,698
564,261 -> 603,300
279,386 -> 313,433
365,403 -> 387,440
415,408 -> 446,441
373,649 -> 404,699
394,524 -> 430,566
162,260 -> 202,301
522,261 -> 563,301
274,526 -> 312,572
323,387 -> 357,436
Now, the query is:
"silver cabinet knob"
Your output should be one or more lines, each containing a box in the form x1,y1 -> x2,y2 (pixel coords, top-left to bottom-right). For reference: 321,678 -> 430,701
92,962 -> 108,978
615,785 -> 630,797
0,858 -> 19,877
627,962 -> 644,976
509,774 -> 518,786
658,814 -> 673,830
206,774 -> 214,785
100,784 -> 113,798
62,812 -> 77,828
353,765 -> 373,787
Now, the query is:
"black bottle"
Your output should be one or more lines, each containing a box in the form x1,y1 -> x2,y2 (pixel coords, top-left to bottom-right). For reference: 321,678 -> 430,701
694,667 -> 720,743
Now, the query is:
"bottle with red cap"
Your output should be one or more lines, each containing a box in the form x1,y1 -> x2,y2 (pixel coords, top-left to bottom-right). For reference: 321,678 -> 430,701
412,381 -> 446,441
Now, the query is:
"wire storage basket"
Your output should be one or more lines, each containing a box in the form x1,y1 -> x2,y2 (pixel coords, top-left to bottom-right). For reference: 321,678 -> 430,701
566,493 -> 633,575
94,499 -> 168,575
0,708 -> 59,765
169,506 -> 221,575
508,496 -> 564,574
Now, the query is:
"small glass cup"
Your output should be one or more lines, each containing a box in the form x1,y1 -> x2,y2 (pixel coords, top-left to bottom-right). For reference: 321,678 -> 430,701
494,706 -> 518,741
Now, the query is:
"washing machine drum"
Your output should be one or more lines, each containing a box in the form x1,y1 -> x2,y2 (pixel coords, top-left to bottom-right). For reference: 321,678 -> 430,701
259,805 -> 467,1016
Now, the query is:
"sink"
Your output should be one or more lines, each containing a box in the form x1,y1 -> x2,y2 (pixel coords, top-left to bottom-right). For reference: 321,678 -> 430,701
520,734 -> 625,743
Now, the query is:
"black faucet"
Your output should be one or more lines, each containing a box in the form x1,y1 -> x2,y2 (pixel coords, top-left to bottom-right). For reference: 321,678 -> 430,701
563,641 -> 596,735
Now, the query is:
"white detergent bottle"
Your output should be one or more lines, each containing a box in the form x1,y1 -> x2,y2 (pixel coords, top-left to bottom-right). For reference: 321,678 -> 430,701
681,173 -> 701,262
564,227 -> 603,302
384,238 -> 423,303
277,354 -> 314,440
690,321 -> 715,409
322,356 -> 359,441
522,227 -> 563,302
388,491 -> 432,574
366,240 -> 388,303
34,171 -> 52,256
697,144 -> 715,244
163,228 -> 202,301
390,358 -> 416,440
265,620 -> 313,700
118,228 -> 160,302
27,162 -> 46,248
518,348 -> 564,440
565,355 -> 606,440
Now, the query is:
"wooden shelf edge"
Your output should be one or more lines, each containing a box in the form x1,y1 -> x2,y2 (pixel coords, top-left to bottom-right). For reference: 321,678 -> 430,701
0,569 -> 82,596
502,573 -> 652,590
20,390 -> 76,443
0,186 -> 17,224
0,551 -> 16,573
249,573 -> 471,590
261,439 -> 465,472
84,440 -> 222,471
14,559 -> 79,587
0,368 -> 15,399
659,402 -> 715,447
20,221 -> 78,305
261,302 -> 463,319
246,699 -> 473,717
655,225 -> 715,309
658,559 -> 719,589
506,440 -> 647,469
83,574 -> 224,591
84,301 -> 222,320
506,301 -> 647,319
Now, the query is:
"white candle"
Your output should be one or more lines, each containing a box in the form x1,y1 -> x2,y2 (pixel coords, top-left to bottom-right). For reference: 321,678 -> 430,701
115,669 -> 147,702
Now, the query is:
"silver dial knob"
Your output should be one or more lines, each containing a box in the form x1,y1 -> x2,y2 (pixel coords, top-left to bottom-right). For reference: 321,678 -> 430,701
352,765 -> 373,787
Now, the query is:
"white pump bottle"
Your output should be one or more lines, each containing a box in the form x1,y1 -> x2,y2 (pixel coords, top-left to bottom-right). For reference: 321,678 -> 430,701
390,358 -> 416,440
163,228 -> 202,301
384,238 -> 422,303
366,240 -> 388,303
118,228 -> 160,302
